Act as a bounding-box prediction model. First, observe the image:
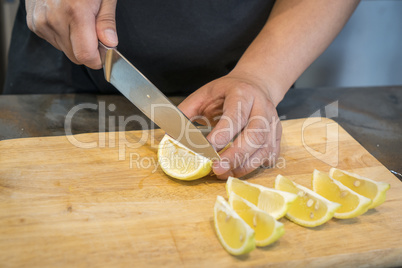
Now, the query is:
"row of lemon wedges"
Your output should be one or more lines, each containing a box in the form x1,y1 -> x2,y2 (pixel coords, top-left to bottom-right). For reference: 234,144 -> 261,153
214,169 -> 390,255
157,135 -> 391,255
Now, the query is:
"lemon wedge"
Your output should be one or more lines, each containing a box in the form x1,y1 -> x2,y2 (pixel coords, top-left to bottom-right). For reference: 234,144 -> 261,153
214,196 -> 256,255
275,175 -> 341,227
312,170 -> 372,219
226,177 -> 297,219
158,134 -> 212,180
329,168 -> 390,209
229,192 -> 284,247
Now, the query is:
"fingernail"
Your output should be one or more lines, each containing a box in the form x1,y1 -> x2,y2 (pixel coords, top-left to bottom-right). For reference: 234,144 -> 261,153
213,160 -> 231,176
104,29 -> 118,45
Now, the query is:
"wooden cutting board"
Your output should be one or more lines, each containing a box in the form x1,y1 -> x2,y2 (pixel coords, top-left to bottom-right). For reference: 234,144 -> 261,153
1,118 -> 401,267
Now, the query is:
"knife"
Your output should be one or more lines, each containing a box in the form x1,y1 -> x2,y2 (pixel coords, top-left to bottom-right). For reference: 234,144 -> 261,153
98,41 -> 220,161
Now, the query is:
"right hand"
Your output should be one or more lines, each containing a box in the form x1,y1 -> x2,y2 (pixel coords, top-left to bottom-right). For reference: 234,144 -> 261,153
25,0 -> 118,69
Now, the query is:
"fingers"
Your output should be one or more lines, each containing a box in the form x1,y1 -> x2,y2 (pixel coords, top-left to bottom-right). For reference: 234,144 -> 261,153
216,119 -> 282,179
70,8 -> 102,69
96,0 -> 118,47
213,100 -> 281,179
25,0 -> 114,69
178,85 -> 224,128
207,87 -> 253,151
177,90 -> 207,121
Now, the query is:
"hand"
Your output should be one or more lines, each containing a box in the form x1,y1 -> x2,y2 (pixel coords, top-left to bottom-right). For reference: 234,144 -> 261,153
178,72 -> 282,179
25,0 -> 118,69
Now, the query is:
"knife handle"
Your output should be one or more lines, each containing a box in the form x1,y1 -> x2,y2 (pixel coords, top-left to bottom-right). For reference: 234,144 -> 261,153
98,41 -> 114,82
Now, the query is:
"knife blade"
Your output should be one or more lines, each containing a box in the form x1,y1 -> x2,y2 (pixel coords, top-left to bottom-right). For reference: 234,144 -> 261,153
98,41 -> 220,161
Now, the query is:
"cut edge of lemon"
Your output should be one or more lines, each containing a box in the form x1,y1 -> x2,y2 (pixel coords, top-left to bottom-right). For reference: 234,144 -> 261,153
157,134 -> 212,181
228,192 -> 285,247
329,168 -> 390,209
275,174 -> 341,228
226,176 -> 298,219
312,170 -> 372,219
214,196 -> 256,255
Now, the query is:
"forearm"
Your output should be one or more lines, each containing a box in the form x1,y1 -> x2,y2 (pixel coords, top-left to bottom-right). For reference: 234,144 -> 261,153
231,0 -> 360,106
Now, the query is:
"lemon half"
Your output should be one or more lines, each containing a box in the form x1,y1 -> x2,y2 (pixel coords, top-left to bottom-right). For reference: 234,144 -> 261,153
229,192 -> 284,247
226,177 -> 298,219
312,170 -> 372,219
158,134 -> 212,180
275,175 -> 341,227
329,168 -> 390,209
214,196 -> 256,255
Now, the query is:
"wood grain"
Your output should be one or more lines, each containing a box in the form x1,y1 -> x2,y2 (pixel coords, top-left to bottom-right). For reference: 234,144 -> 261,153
0,118 -> 401,268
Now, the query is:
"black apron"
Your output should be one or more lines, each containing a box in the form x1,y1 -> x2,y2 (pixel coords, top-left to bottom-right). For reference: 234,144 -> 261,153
4,0 -> 274,96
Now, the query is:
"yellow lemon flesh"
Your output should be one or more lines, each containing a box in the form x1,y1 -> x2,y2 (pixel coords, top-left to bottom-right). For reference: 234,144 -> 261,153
312,170 -> 372,219
329,168 -> 390,209
226,177 -> 297,219
275,175 -> 341,228
158,134 -> 212,180
214,196 -> 256,255
229,192 -> 284,247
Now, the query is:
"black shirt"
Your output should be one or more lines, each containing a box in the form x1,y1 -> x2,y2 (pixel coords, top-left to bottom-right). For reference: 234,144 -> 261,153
4,0 -> 274,95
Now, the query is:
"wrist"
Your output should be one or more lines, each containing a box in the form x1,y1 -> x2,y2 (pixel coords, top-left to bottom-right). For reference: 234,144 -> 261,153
229,65 -> 288,107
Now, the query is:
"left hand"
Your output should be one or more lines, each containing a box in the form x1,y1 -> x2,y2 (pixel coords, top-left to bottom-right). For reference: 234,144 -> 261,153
178,72 -> 282,179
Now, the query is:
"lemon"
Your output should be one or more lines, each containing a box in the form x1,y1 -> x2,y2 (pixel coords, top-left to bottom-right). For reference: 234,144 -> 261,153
158,134 -> 212,180
229,192 -> 284,247
226,177 -> 298,219
214,196 -> 256,255
329,168 -> 390,209
312,170 -> 372,219
275,175 -> 341,227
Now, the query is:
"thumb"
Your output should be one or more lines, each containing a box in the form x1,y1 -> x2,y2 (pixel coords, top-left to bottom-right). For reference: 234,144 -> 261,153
96,0 -> 118,47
